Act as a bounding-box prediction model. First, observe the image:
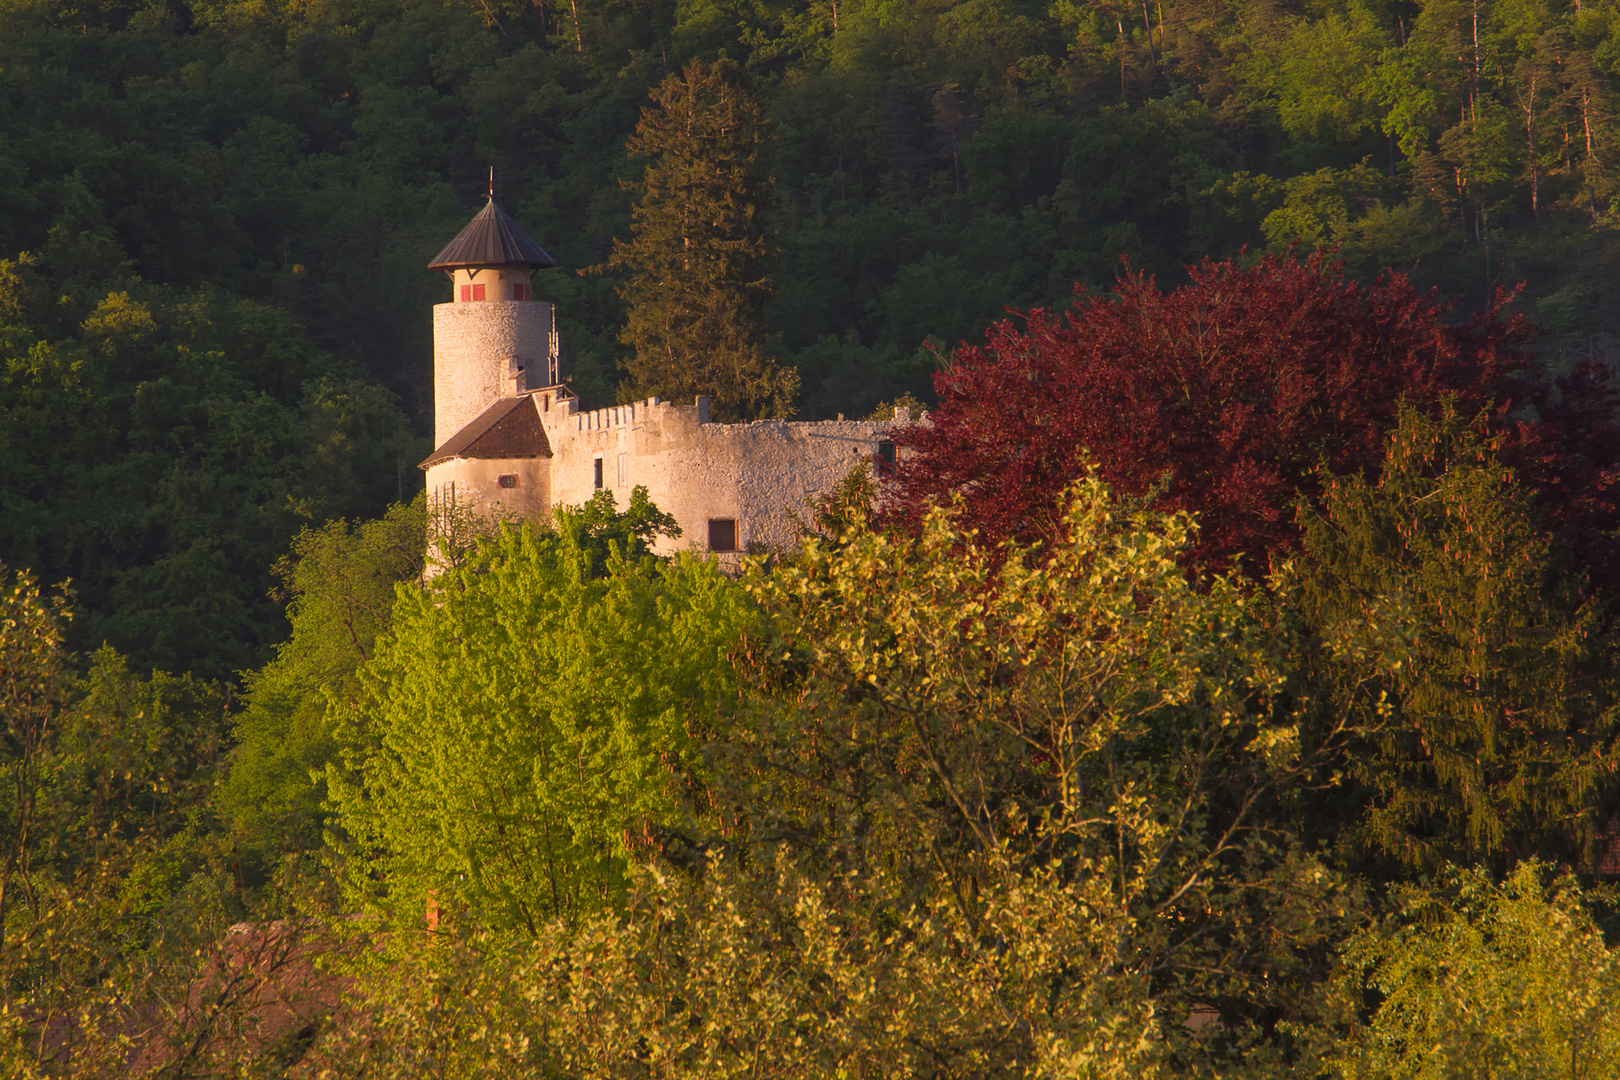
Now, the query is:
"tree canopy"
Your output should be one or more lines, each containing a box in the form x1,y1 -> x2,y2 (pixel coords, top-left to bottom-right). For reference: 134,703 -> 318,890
4,0 -> 1620,1070
327,491 -> 753,930
886,254 -> 1617,585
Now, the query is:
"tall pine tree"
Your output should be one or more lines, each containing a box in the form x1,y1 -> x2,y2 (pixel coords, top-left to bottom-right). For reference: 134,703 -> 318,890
608,59 -> 797,421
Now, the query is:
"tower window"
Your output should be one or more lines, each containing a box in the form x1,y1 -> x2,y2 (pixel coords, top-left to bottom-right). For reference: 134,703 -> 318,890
497,474 -> 519,489
593,457 -> 604,490
460,284 -> 471,302
617,454 -> 627,487
513,283 -> 530,301
472,283 -> 486,301
708,519 -> 737,552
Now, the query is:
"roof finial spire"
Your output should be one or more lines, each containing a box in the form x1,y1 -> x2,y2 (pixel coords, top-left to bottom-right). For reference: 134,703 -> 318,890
489,166 -> 494,201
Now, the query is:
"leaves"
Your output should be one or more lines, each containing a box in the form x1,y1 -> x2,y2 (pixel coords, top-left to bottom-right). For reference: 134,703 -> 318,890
727,475 -> 1361,1034
1331,863 -> 1620,1080
886,253 -> 1532,574
327,490 -> 757,930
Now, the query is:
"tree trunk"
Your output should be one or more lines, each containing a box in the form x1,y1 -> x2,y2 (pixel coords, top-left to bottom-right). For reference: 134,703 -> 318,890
1525,72 -> 1540,226
1118,20 -> 1126,102
1583,87 -> 1601,222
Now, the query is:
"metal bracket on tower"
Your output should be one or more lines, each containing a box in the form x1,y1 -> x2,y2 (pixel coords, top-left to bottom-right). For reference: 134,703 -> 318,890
547,303 -> 560,387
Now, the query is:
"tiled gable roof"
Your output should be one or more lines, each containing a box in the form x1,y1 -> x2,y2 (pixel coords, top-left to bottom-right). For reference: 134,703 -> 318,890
420,395 -> 551,468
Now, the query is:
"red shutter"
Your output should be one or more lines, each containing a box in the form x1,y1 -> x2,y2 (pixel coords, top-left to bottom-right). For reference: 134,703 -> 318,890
460,284 -> 471,302
472,283 -> 486,301
514,283 -> 530,301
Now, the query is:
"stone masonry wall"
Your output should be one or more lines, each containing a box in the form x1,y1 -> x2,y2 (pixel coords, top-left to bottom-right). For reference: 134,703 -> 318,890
425,448 -> 551,527
432,301 -> 552,445
541,395 -> 895,560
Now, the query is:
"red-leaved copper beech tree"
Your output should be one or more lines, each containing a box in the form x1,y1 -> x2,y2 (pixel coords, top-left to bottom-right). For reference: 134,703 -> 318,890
883,254 -> 1591,575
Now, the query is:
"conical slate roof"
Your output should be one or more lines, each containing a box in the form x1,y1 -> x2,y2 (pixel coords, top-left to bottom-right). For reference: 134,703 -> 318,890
428,199 -> 557,271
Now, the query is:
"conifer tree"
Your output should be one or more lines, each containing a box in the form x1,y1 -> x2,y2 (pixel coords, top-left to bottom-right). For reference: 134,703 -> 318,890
608,59 -> 797,421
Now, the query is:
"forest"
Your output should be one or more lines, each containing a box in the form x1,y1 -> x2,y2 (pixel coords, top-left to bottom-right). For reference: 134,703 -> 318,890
5,0 -> 1620,1071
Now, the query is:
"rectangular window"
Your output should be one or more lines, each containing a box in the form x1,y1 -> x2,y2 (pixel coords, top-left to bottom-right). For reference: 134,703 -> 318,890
876,439 -> 897,476
497,474 -> 519,489
513,283 -> 530,301
471,283 -> 486,301
708,519 -> 737,552
593,457 -> 604,490
460,284 -> 471,302
617,454 -> 627,487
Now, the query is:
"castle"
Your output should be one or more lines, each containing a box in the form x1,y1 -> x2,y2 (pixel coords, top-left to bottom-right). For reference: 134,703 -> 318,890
420,196 -> 902,559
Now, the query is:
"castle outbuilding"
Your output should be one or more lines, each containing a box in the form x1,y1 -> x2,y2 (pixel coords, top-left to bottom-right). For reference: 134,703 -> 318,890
421,195 -> 901,559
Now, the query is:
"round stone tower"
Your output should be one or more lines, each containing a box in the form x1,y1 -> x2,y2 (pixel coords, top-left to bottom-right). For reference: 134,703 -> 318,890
426,196 -> 559,446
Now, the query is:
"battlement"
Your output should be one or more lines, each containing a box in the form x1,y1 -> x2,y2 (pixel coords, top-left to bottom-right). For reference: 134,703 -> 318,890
573,396 -> 673,431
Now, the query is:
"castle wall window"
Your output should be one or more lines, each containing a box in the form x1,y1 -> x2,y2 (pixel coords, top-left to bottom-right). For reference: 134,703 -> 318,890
617,454 -> 627,487
708,519 -> 737,552
876,439 -> 897,476
513,283 -> 530,301
593,457 -> 604,490
497,474 -> 519,489
471,283 -> 486,301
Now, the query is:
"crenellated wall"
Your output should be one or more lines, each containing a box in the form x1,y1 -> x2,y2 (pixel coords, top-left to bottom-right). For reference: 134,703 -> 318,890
426,342 -> 905,562
541,394 -> 896,558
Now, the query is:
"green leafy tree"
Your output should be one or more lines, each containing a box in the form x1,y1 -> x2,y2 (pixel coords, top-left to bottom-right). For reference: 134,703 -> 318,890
0,258 -> 419,679
608,58 -> 797,422
0,565 -> 71,947
1257,12 -> 1391,144
310,476 -> 1365,1078
328,489 -> 753,931
1330,862 -> 1620,1079
0,633 -> 267,1080
316,848 -> 1174,1080
722,474 -> 1362,1040
218,498 -> 429,871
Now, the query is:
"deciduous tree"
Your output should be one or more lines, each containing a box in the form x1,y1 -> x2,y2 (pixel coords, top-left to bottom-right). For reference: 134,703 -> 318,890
327,490 -> 752,931
0,565 -> 70,947
219,498 -> 429,869
725,476 -> 1361,1039
313,477 -> 1365,1077
1330,863 -> 1620,1079
885,254 -> 1532,572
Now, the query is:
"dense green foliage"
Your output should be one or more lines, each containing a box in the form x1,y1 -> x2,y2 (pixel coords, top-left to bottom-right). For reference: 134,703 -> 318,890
0,573 -> 259,1076
327,490 -> 754,929
1,445 -> 1618,1074
1295,404 -> 1620,871
1330,863 -> 1620,1078
0,252 -> 417,677
218,497 -> 428,868
721,475 -> 1362,1042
